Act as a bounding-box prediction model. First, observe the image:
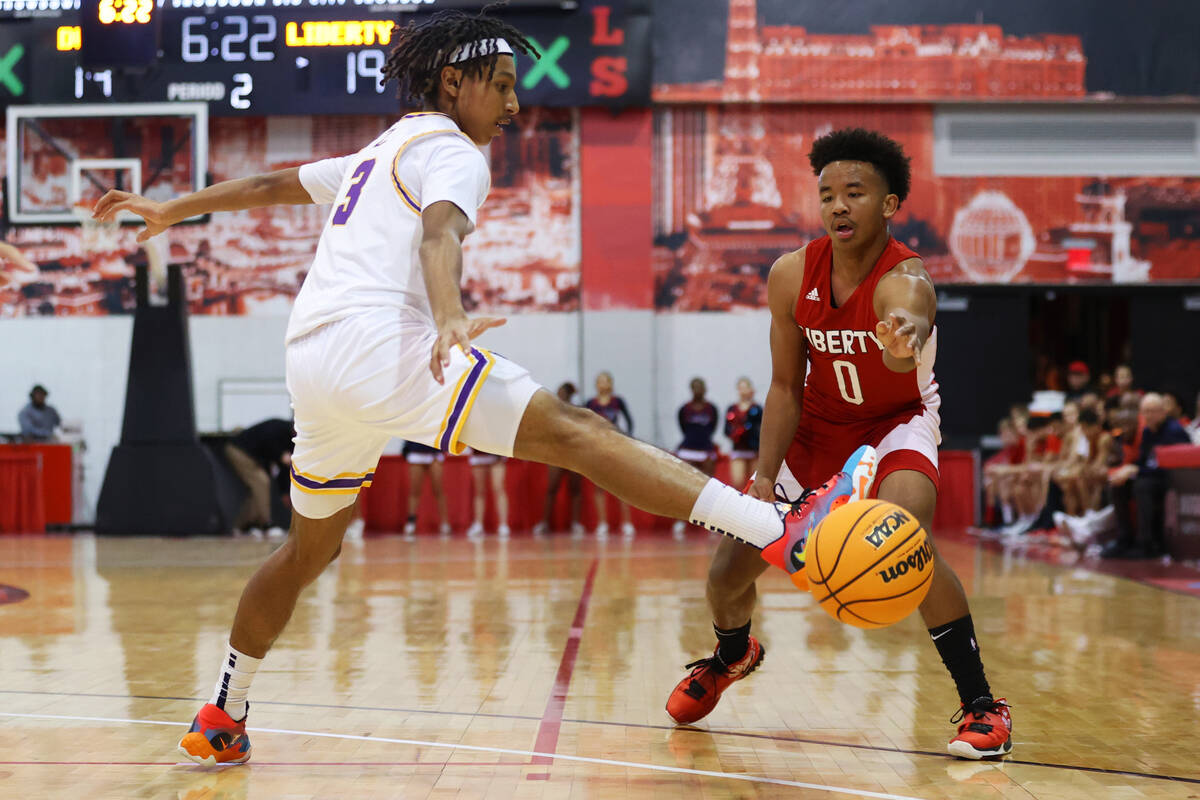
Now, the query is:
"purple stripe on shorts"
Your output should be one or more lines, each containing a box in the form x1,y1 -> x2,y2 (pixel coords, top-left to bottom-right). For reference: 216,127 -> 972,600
291,465 -> 374,491
438,348 -> 488,452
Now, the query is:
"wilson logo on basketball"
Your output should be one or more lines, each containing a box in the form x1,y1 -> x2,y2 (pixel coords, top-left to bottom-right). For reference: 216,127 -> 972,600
876,541 -> 934,585
863,508 -> 911,549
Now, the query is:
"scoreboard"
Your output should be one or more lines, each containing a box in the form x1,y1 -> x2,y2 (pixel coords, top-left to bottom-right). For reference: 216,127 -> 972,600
0,0 -> 650,113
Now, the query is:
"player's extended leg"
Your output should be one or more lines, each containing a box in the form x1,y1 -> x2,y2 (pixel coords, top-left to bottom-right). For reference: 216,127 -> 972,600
506,390 -> 796,555
876,468 -> 1012,760
178,504 -> 357,765
514,392 -> 713,520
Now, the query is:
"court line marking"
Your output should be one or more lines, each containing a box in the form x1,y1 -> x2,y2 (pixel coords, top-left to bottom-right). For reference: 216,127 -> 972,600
6,689 -> 1200,785
531,557 -> 598,768
0,711 -> 926,800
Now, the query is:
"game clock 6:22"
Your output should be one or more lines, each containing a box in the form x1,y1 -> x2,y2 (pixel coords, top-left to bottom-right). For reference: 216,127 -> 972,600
18,1 -> 649,113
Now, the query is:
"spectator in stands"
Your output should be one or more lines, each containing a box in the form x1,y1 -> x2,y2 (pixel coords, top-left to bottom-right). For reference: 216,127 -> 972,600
1106,364 -> 1138,403
225,417 -> 294,537
983,417 -> 1025,528
1003,408 -> 1065,537
18,384 -> 61,442
1078,392 -> 1103,416
585,372 -> 634,539
1103,393 -> 1193,558
673,377 -> 719,538
534,382 -> 584,537
724,377 -> 762,490
1054,406 -> 1112,515
1051,405 -> 1116,549
1009,403 -> 1030,437
1064,361 -> 1092,402
0,242 -> 37,287
1163,392 -> 1186,425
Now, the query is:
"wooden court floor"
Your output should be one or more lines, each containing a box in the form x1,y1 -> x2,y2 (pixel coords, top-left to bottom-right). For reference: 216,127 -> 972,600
2,529 -> 1199,799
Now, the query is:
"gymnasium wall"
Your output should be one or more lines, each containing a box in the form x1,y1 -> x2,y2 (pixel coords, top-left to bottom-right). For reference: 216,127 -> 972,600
5,0 -> 1200,521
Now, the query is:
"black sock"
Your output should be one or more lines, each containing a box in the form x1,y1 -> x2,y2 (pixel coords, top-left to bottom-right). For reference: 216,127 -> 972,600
714,621 -> 751,665
929,614 -> 991,706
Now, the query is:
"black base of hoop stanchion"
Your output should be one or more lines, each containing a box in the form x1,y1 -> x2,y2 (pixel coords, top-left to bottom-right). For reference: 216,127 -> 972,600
96,263 -> 241,536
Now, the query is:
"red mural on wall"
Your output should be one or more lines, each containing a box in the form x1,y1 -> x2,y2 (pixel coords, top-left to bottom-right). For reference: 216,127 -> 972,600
654,0 -> 1086,104
653,104 -> 1200,310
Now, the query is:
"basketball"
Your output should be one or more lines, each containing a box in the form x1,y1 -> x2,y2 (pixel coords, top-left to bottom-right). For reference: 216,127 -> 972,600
805,499 -> 935,629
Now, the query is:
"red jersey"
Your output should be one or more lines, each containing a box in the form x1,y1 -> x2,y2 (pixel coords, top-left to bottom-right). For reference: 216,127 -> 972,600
793,235 -> 939,425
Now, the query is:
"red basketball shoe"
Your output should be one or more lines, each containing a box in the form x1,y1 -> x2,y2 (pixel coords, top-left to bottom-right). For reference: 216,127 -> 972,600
178,703 -> 252,766
665,636 -> 765,725
948,697 -> 1012,759
760,445 -> 878,590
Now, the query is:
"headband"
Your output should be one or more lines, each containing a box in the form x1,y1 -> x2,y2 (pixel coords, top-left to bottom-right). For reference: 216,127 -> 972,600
445,38 -> 513,65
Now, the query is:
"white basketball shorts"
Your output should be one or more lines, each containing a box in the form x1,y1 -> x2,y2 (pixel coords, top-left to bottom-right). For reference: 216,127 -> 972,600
286,309 -> 541,518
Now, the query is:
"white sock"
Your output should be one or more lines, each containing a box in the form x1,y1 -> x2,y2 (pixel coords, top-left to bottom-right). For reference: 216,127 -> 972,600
688,479 -> 783,549
209,642 -> 262,722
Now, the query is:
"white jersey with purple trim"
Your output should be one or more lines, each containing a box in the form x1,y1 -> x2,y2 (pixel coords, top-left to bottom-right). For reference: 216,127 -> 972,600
286,111 -> 490,344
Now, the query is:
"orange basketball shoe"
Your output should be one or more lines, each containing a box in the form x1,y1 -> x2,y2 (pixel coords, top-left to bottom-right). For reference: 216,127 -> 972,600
665,636 -> 765,725
948,697 -> 1012,759
178,703 -> 252,766
760,444 -> 878,590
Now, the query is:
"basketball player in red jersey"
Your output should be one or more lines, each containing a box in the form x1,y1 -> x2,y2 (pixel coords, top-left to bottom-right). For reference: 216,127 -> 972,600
667,129 -> 1012,760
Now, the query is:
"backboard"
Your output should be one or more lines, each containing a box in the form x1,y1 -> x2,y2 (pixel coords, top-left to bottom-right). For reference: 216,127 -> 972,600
5,102 -> 207,224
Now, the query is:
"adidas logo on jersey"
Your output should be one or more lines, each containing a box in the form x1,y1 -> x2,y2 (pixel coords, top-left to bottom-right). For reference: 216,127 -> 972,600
805,288 -> 820,302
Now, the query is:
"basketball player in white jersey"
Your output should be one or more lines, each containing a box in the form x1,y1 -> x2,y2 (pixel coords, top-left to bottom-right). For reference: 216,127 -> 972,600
93,10 -> 878,765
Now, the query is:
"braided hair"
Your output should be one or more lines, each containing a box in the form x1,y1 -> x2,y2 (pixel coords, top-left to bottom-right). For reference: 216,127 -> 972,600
381,8 -> 540,107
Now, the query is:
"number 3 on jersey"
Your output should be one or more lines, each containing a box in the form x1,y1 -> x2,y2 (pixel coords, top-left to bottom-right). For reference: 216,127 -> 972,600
833,359 -> 864,405
332,159 -> 376,225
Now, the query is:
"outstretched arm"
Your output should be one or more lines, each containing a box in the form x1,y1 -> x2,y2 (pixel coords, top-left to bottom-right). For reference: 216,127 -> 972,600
92,167 -> 314,243
873,258 -> 936,372
420,200 -> 506,384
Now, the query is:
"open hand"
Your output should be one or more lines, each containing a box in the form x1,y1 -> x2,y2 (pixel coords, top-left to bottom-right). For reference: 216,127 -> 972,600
875,312 -> 923,365
92,190 -> 171,243
430,313 -> 507,384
